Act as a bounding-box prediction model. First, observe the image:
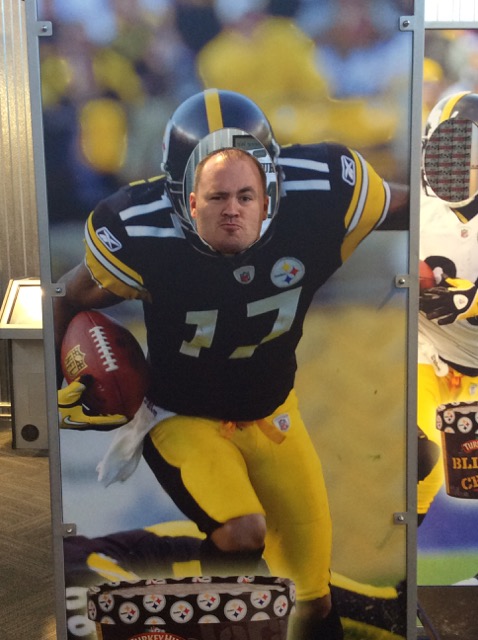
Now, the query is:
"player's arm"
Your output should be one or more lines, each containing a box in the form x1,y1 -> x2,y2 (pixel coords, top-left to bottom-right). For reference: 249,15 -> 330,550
54,262 -> 128,429
419,277 -> 478,324
53,262 -> 122,355
377,183 -> 409,230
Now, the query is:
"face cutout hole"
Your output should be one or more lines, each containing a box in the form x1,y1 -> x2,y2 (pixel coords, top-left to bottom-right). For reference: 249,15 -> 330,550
183,128 -> 279,234
423,117 -> 478,205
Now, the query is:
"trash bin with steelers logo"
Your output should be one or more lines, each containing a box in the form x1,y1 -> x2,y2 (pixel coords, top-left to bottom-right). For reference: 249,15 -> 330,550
87,576 -> 295,640
437,401 -> 478,499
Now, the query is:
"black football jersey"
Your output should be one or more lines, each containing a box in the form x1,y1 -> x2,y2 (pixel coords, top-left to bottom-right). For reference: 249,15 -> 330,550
85,143 -> 390,420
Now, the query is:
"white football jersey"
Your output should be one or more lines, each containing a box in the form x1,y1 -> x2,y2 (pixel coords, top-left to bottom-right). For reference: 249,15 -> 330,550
419,192 -> 478,370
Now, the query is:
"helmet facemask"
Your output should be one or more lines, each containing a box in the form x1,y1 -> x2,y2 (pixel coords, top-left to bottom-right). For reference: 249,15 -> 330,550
182,129 -> 280,241
161,89 -> 280,219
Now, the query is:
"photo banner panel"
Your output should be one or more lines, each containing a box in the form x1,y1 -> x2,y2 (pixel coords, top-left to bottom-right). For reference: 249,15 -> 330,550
418,27 -> 478,587
35,2 -> 415,638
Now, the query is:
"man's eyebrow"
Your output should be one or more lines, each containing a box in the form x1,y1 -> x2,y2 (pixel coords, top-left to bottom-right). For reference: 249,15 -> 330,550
207,186 -> 257,196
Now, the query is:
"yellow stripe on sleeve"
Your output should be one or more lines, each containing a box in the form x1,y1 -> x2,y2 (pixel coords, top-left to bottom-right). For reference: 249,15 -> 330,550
342,149 -> 364,232
341,151 -> 389,262
85,215 -> 151,301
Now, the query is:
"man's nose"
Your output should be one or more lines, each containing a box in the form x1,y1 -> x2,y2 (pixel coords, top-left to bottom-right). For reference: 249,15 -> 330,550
222,197 -> 240,215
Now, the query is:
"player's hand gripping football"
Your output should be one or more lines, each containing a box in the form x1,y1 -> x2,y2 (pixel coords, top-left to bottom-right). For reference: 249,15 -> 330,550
419,277 -> 478,325
58,375 -> 128,430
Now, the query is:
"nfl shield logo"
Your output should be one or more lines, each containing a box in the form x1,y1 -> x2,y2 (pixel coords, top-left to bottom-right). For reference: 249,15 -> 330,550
273,413 -> 291,433
234,266 -> 255,284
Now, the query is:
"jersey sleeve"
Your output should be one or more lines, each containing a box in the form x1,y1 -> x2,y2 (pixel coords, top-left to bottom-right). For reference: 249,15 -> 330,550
335,146 -> 391,262
84,192 -> 151,302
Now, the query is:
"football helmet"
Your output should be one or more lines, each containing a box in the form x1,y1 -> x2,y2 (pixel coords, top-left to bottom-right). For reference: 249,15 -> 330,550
422,91 -> 478,218
162,88 -> 280,216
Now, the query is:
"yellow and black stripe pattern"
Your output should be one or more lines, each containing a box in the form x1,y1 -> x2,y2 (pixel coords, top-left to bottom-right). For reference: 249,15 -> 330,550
85,214 -> 150,301
341,149 -> 390,261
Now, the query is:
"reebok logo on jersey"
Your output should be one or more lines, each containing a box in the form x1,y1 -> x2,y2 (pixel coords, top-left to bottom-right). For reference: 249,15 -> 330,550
233,266 -> 255,284
97,226 -> 122,252
271,258 -> 305,288
341,155 -> 356,186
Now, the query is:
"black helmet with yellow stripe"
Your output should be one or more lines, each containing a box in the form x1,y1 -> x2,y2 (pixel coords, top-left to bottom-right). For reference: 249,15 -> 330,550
423,91 -> 478,219
162,88 -> 279,215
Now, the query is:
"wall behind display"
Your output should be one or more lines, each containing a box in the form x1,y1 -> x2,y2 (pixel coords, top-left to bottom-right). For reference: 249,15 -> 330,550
0,0 -> 41,421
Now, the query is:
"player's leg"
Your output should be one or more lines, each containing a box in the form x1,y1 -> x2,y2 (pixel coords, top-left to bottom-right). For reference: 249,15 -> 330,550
63,523 -> 204,586
417,363 -> 448,522
143,414 -> 267,576
330,572 -> 407,637
232,390 -> 343,639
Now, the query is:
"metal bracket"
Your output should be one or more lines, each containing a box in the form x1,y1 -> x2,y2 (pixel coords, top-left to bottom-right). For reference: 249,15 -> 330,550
399,16 -> 415,31
393,512 -> 408,525
395,274 -> 410,288
61,523 -> 77,537
46,283 -> 66,297
37,21 -> 52,37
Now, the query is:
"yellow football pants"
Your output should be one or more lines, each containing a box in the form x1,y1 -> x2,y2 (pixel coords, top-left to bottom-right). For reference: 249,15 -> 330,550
148,389 -> 332,601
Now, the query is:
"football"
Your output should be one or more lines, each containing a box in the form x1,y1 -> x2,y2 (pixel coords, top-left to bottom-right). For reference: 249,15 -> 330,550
419,260 -> 436,291
61,310 -> 150,419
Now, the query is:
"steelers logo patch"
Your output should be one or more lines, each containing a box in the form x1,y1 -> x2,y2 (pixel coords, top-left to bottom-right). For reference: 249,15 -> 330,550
143,594 -> 166,613
118,602 -> 140,624
99,615 -> 114,625
224,599 -> 248,621
170,600 -> 194,623
197,591 -> 220,611
271,258 -> 305,288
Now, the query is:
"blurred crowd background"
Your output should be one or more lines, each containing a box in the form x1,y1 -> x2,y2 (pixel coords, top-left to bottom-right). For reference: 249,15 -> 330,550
37,0 -> 478,228
38,0 -> 417,229
423,29 -> 478,124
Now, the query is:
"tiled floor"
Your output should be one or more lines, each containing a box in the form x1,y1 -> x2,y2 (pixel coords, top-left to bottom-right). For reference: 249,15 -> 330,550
0,423 -> 57,639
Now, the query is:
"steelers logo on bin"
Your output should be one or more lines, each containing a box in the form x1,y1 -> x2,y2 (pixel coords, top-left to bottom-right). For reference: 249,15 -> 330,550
251,589 -> 271,609
118,602 -> 140,624
457,416 -> 474,434
143,593 -> 166,613
273,594 -> 290,617
98,592 -> 115,612
87,576 -> 295,639
224,599 -> 248,621
170,600 -> 194,624
197,591 -> 221,612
